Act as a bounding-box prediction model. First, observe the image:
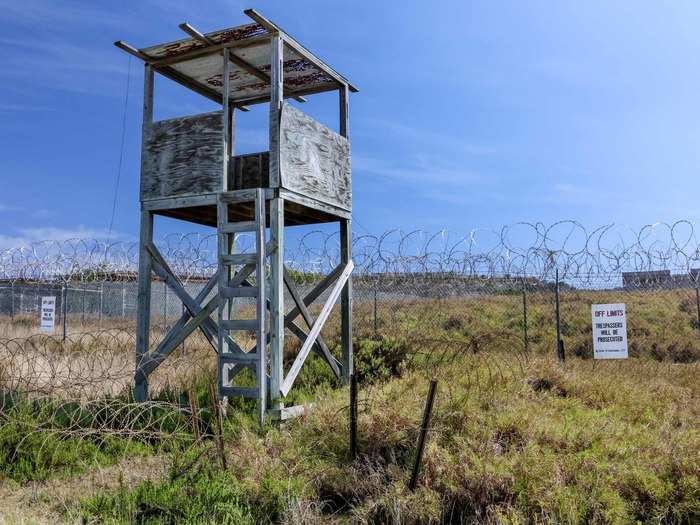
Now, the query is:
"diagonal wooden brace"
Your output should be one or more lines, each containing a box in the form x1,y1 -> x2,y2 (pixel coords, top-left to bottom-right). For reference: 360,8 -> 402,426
245,264 -> 345,374
281,261 -> 353,396
137,293 -> 221,378
148,242 -> 251,356
283,267 -> 340,378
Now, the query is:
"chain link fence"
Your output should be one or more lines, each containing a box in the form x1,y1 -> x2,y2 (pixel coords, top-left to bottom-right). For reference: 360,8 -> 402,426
2,222 -> 700,363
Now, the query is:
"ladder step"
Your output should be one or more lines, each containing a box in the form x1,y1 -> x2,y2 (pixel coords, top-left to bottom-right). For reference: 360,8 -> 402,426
221,253 -> 257,265
220,386 -> 259,399
221,319 -> 258,331
220,351 -> 258,363
220,286 -> 258,298
220,221 -> 257,234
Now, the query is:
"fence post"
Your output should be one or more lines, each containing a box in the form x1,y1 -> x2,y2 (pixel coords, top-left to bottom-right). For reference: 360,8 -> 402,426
81,283 -> 86,327
350,373 -> 358,460
121,283 -> 126,318
373,283 -> 378,338
10,282 -> 14,320
555,269 -> 565,362
408,378 -> 438,491
62,283 -> 68,342
99,283 -> 104,327
522,277 -> 529,353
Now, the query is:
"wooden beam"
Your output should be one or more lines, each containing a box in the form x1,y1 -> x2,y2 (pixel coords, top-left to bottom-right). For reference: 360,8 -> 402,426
244,9 -> 358,93
148,34 -> 270,67
269,33 -> 283,188
339,84 -> 349,138
281,261 -> 353,396
341,219 -> 353,382
136,272 -> 218,378
269,197 -> 285,405
114,40 -> 249,109
147,243 -> 245,356
139,293 -> 221,377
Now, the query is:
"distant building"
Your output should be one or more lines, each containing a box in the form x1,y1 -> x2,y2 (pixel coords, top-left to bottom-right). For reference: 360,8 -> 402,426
622,269 -> 700,288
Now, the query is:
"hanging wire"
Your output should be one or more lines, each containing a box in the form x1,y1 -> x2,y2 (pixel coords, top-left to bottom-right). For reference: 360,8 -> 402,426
107,55 -> 132,239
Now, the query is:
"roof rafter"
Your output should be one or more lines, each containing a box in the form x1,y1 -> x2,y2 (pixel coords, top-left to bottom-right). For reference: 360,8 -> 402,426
178,22 -> 306,104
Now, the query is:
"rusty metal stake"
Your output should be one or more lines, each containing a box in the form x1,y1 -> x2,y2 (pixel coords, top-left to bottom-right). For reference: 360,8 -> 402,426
555,269 -> 565,362
408,379 -> 438,491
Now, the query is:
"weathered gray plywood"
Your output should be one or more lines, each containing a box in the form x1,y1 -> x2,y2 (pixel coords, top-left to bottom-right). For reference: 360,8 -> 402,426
279,103 -> 351,211
141,111 -> 224,201
228,152 -> 269,189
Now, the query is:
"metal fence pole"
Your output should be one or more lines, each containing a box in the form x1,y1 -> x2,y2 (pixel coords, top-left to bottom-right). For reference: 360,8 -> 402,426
10,282 -> 14,320
121,282 -> 126,318
81,283 -> 86,327
522,277 -> 529,353
373,283 -> 378,338
62,283 -> 68,342
99,283 -> 104,327
408,379 -> 438,491
555,269 -> 565,362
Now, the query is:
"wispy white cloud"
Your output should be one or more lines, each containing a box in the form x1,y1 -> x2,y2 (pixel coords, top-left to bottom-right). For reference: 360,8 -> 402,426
0,226 -> 133,249
357,117 -> 498,157
354,153 -> 483,189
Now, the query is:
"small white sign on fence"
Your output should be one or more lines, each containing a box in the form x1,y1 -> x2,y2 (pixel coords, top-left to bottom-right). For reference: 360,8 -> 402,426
591,303 -> 628,359
40,296 -> 56,333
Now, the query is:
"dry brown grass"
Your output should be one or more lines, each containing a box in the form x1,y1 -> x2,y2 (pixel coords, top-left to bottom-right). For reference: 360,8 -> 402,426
0,454 -> 168,525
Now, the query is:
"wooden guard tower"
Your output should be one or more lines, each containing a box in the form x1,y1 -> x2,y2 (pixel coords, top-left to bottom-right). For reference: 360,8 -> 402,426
115,9 -> 357,424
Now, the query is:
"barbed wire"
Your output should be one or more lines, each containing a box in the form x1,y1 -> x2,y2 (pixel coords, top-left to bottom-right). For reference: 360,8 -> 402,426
3,221 -> 700,285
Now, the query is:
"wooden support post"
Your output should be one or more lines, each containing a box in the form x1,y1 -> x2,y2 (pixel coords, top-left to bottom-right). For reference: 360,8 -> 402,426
269,33 -> 283,189
408,379 -> 438,491
339,84 -> 352,382
135,211 -> 153,401
255,189 -> 267,427
341,219 -> 353,382
269,197 -> 284,409
217,48 -> 232,392
135,63 -> 154,402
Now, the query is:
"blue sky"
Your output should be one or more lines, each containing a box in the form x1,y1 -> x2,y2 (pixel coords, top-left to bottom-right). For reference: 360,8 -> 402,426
2,0 -> 700,249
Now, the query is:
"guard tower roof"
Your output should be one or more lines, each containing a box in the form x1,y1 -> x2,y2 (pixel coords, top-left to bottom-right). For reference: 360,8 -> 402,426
115,9 -> 358,108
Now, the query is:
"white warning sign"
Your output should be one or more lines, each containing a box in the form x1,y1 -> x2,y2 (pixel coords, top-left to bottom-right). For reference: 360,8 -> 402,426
591,303 -> 628,359
40,296 -> 56,334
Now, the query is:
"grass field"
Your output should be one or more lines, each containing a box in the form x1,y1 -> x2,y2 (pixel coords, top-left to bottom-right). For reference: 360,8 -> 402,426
0,288 -> 698,524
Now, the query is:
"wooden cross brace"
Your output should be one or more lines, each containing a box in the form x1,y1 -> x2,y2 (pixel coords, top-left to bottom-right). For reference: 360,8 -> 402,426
280,261 -> 353,396
227,261 -> 353,395
136,243 -> 251,380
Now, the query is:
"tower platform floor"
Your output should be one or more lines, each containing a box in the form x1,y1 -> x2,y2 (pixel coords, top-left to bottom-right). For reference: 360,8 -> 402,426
141,188 -> 351,227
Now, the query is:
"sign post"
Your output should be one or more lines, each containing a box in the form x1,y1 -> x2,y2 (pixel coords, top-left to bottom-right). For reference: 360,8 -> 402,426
591,303 -> 628,359
40,296 -> 56,334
